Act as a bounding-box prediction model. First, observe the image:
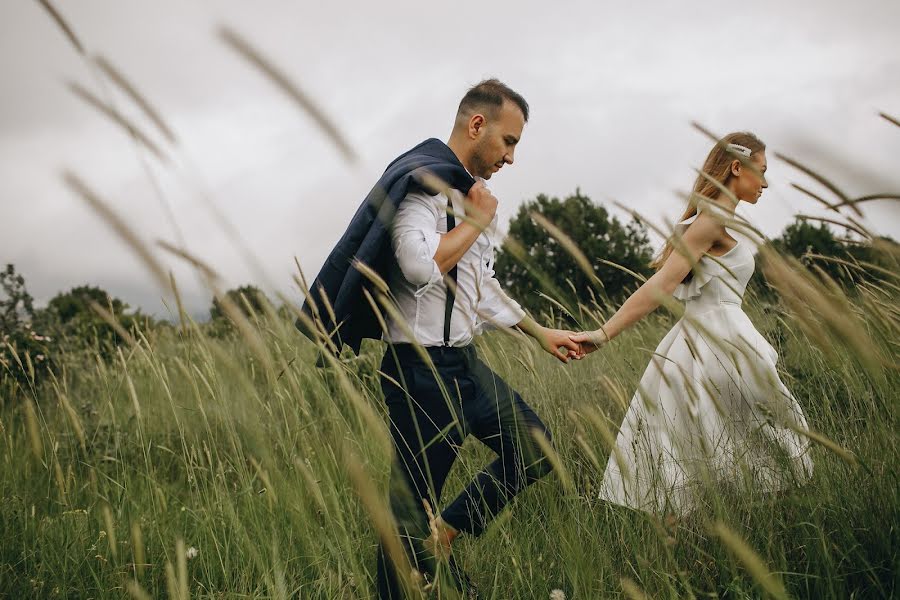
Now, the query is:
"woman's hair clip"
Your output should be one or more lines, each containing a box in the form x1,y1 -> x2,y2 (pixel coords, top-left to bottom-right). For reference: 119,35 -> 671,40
726,143 -> 752,157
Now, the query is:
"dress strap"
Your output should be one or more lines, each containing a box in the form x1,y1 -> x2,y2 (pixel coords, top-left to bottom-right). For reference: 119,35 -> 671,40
679,213 -> 699,227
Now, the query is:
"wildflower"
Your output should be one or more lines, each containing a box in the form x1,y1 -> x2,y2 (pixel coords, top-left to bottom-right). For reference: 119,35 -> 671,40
186,546 -> 199,560
550,590 -> 566,600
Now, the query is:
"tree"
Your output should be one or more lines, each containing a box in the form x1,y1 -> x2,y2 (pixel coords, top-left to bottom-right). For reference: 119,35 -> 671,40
47,285 -> 128,325
0,265 -> 52,398
209,285 -> 271,322
753,219 -> 896,295
773,220 -> 849,283
1,264 -> 35,334
494,190 -> 654,319
42,285 -> 141,360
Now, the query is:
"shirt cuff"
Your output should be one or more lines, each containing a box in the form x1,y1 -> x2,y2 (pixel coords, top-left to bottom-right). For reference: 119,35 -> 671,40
476,297 -> 526,333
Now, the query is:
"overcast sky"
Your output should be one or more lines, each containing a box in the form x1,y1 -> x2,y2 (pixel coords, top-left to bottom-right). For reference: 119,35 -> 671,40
2,0 -> 898,319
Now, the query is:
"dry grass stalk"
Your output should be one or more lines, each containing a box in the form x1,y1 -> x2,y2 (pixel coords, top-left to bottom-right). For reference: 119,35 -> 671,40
880,112 -> 900,128
249,456 -> 277,508
530,211 -> 604,291
157,241 -> 223,283
352,259 -> 390,296
67,82 -> 168,163
53,459 -> 67,503
131,521 -> 146,579
531,427 -> 574,495
165,560 -> 179,600
500,235 -> 575,314
342,444 -> 417,598
56,391 -> 86,453
761,248 -> 881,375
126,580 -> 153,600
62,171 -> 172,293
95,54 -> 177,144
24,398 -> 44,461
176,538 -> 189,600
117,348 -> 143,421
796,214 -> 872,239
775,152 -> 861,217
218,26 -> 358,164
791,182 -> 840,213
89,300 -> 137,347
36,0 -> 85,54
169,271 -> 189,332
620,577 -> 649,600
102,505 -> 118,560
711,521 -> 789,600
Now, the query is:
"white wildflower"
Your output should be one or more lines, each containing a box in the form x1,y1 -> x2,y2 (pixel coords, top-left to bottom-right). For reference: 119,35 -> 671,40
186,546 -> 199,560
550,590 -> 566,600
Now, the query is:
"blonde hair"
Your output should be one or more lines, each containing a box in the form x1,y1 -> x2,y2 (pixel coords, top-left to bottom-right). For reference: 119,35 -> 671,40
650,131 -> 766,270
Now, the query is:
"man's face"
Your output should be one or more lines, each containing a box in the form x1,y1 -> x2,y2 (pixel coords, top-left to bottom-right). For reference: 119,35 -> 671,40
470,101 -> 525,179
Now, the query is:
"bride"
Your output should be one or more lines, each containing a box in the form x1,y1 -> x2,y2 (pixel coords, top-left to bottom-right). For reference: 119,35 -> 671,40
571,132 -> 814,514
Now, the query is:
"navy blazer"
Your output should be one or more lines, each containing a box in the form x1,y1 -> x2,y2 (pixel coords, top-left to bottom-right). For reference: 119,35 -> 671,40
299,138 -> 476,353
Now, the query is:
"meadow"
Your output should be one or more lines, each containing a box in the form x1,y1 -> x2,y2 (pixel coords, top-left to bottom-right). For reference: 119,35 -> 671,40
1,256 -> 897,598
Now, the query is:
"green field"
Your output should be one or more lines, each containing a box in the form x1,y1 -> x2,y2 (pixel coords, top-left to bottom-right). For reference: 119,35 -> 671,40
1,267 -> 897,599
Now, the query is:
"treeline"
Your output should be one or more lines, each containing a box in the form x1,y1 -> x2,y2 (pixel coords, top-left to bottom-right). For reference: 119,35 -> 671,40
495,191 -> 896,317
2,191 -> 894,398
0,274 -> 277,399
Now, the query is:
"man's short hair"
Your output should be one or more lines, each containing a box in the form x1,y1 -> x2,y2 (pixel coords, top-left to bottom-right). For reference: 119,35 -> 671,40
456,78 -> 529,123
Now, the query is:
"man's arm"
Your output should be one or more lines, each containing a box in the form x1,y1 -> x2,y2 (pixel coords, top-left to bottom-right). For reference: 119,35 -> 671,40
391,181 -> 500,286
432,181 -> 498,273
515,315 -> 581,364
474,245 -> 581,364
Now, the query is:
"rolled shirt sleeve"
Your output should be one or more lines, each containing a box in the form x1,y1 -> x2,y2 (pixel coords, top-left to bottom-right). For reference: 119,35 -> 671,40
476,263 -> 526,332
390,192 -> 444,288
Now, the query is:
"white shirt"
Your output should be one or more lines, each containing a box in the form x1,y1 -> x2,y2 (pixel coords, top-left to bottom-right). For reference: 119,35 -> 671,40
383,184 -> 526,347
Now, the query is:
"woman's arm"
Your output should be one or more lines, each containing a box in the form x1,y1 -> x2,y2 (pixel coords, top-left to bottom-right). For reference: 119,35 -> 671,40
572,213 -> 723,354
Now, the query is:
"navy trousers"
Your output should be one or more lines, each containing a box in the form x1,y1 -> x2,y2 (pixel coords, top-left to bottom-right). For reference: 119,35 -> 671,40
375,344 -> 553,598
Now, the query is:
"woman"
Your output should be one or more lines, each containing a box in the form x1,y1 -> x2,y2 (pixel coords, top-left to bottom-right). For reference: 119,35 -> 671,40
571,132 -> 813,514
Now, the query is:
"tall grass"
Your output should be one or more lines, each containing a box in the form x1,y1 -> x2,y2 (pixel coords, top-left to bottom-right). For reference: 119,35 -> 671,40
1,268 -> 897,597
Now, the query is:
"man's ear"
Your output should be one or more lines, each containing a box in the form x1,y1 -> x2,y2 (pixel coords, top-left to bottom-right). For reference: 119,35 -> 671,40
730,159 -> 741,177
469,114 -> 486,139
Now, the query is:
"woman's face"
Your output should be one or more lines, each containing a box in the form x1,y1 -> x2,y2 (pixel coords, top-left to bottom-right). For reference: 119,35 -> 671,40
732,151 -> 768,204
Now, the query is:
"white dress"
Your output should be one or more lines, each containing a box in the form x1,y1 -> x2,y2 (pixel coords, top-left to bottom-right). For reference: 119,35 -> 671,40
599,218 -> 814,514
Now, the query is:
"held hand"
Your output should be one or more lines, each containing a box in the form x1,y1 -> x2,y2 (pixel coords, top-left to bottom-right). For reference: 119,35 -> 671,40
464,180 -> 498,229
569,329 -> 609,358
539,327 -> 583,364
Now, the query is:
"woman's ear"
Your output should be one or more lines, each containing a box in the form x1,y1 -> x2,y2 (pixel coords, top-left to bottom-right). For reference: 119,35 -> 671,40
730,159 -> 741,177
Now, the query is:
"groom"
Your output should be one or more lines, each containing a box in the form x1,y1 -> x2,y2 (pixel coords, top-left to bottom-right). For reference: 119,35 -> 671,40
300,79 -> 579,598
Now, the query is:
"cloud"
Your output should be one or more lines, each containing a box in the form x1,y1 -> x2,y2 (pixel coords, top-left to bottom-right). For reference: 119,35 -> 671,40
2,0 -> 898,317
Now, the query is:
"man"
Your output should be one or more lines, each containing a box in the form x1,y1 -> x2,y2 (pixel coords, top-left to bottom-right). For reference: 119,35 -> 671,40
372,79 -> 580,597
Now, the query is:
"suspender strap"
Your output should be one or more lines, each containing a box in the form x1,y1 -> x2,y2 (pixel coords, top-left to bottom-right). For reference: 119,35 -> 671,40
443,195 -> 458,346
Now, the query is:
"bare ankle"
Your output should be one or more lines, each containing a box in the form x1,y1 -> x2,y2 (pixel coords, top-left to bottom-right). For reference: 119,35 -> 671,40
436,516 -> 459,545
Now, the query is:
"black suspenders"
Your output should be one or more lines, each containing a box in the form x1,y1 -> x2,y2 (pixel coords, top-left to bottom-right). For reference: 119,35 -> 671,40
443,195 -> 458,346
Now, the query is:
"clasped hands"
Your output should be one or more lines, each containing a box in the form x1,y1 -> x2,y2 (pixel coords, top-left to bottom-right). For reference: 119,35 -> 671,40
537,326 -> 609,363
